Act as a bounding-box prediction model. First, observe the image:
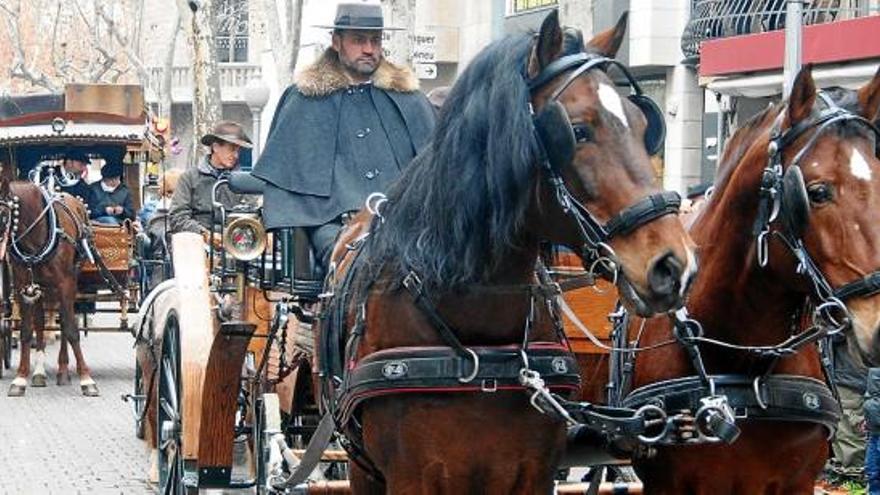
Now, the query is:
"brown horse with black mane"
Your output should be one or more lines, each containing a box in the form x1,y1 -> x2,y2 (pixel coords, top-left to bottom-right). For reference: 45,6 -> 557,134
617,66 -> 880,494
2,175 -> 98,397
315,10 -> 696,494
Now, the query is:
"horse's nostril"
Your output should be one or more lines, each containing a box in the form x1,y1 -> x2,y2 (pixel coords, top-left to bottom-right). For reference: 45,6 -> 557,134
648,251 -> 684,297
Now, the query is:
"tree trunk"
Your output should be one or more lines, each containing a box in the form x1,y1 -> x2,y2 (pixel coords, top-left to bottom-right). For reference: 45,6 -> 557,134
158,0 -> 183,120
262,0 -> 304,88
190,0 -> 223,162
384,0 -> 415,67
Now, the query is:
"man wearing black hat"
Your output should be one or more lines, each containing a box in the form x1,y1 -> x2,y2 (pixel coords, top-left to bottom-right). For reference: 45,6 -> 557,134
58,149 -> 97,215
252,0 -> 435,269
169,120 -> 253,239
90,161 -> 135,225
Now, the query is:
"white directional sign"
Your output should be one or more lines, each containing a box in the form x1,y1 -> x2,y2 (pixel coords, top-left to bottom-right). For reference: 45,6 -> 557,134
414,63 -> 438,80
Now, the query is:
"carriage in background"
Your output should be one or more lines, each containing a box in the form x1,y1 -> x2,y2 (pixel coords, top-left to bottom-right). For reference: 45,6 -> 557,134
0,84 -> 165,379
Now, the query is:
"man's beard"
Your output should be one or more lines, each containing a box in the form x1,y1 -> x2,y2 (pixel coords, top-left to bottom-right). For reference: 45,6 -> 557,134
340,55 -> 380,78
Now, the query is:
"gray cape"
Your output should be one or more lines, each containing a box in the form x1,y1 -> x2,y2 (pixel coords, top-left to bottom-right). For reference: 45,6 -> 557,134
253,49 -> 435,228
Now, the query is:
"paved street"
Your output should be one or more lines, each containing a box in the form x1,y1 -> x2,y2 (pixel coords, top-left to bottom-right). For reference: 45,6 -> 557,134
0,332 -> 153,495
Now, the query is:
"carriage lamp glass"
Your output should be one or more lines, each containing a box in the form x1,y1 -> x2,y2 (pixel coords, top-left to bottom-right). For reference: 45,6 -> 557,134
223,216 -> 266,261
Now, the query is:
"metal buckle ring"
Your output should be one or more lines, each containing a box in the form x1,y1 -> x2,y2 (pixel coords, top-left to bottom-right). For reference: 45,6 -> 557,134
458,348 -> 480,383
635,404 -> 669,444
814,297 -> 851,331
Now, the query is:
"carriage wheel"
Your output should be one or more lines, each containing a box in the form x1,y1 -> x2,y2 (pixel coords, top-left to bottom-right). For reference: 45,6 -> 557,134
133,357 -> 146,440
157,313 -> 191,494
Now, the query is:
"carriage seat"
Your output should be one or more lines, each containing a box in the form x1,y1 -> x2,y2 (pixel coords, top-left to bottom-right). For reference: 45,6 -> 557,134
225,172 -> 324,299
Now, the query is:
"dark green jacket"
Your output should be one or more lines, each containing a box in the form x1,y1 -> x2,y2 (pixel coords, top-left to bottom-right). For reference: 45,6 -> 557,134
168,160 -> 246,234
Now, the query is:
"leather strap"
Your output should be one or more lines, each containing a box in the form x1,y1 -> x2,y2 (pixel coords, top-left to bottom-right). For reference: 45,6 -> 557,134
270,412 -> 336,490
338,344 -> 580,425
604,191 -> 682,239
833,271 -> 880,300
622,374 -> 841,440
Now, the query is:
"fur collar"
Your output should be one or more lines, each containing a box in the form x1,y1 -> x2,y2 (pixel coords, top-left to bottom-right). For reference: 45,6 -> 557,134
295,48 -> 419,97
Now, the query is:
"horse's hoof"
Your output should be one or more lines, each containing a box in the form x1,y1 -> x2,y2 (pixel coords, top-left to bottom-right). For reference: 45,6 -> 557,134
31,374 -> 47,387
57,373 -> 71,386
7,384 -> 26,397
81,383 -> 100,396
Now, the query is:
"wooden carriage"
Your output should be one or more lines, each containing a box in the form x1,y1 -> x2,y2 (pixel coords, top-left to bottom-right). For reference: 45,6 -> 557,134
0,84 -> 165,335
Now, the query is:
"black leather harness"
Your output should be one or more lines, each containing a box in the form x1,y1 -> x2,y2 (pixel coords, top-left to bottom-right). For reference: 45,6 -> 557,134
622,374 -> 840,444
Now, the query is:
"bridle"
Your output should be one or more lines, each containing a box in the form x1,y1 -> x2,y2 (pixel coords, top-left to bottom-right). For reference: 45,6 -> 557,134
754,91 -> 880,322
528,52 -> 681,266
613,91 -> 880,446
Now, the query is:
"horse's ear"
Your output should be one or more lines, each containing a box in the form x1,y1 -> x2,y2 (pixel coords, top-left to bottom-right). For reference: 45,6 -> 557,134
585,12 -> 628,58
787,64 -> 816,126
527,10 -> 564,79
857,65 -> 880,122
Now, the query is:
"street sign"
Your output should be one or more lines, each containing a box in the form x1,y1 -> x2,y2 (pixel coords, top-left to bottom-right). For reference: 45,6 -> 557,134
411,31 -> 436,63
414,63 -> 438,80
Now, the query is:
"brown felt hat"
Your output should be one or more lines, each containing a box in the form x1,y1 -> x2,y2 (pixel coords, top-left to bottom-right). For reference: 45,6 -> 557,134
200,121 -> 253,149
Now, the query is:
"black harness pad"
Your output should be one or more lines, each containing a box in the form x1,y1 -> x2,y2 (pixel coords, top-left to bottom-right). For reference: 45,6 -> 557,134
630,94 -> 666,156
781,165 -> 809,238
534,100 -> 576,173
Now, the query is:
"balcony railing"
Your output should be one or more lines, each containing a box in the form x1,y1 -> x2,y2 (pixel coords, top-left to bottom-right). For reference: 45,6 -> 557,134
682,0 -> 876,60
145,63 -> 262,103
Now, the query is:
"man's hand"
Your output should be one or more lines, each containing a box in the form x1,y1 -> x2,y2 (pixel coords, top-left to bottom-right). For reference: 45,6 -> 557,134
202,231 -> 223,249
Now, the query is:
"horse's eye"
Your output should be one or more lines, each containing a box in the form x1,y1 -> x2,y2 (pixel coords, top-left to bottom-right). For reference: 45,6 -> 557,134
572,124 -> 592,144
807,183 -> 833,204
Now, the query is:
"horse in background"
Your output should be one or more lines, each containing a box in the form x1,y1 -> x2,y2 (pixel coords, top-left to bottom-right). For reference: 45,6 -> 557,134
319,10 -> 696,493
624,65 -> 880,494
2,174 -> 98,397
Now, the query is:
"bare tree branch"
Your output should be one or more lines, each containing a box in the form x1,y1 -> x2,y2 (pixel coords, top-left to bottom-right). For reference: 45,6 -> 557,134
94,0 -> 150,83
0,0 -> 61,92
71,0 -> 117,82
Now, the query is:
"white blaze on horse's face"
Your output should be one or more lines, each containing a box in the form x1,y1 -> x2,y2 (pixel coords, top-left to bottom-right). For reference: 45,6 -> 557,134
848,147 -> 872,181
597,83 -> 629,128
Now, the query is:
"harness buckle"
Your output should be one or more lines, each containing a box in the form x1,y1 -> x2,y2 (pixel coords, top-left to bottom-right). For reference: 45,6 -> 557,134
481,378 -> 498,393
402,271 -> 423,292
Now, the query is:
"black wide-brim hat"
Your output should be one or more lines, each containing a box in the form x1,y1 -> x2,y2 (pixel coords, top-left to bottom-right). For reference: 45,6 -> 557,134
314,1 -> 403,31
200,120 -> 253,149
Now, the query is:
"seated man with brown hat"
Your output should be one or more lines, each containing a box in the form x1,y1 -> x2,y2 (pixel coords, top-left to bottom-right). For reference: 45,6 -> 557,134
169,121 -> 253,242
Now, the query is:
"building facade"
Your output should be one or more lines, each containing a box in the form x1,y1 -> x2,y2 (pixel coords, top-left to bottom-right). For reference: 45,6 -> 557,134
141,0 -> 708,195
685,0 -> 880,182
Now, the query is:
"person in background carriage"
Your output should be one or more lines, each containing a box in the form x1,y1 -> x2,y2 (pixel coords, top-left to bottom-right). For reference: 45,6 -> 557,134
169,121 -> 252,245
251,0 -> 435,270
90,161 -> 135,225
57,148 -> 96,215
867,367 -> 880,495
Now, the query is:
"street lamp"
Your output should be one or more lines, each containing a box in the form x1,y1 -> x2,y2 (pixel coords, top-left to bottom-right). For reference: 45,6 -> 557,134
244,77 -> 270,163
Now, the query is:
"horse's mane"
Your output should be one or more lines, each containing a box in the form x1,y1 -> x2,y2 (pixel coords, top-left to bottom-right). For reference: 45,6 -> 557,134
364,32 -> 582,291
710,104 -> 780,197
710,86 -> 870,203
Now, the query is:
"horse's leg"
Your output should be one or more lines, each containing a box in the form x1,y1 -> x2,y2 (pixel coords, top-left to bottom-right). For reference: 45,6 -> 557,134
57,328 -> 71,385
8,301 -> 33,396
58,278 -> 98,396
30,300 -> 47,387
